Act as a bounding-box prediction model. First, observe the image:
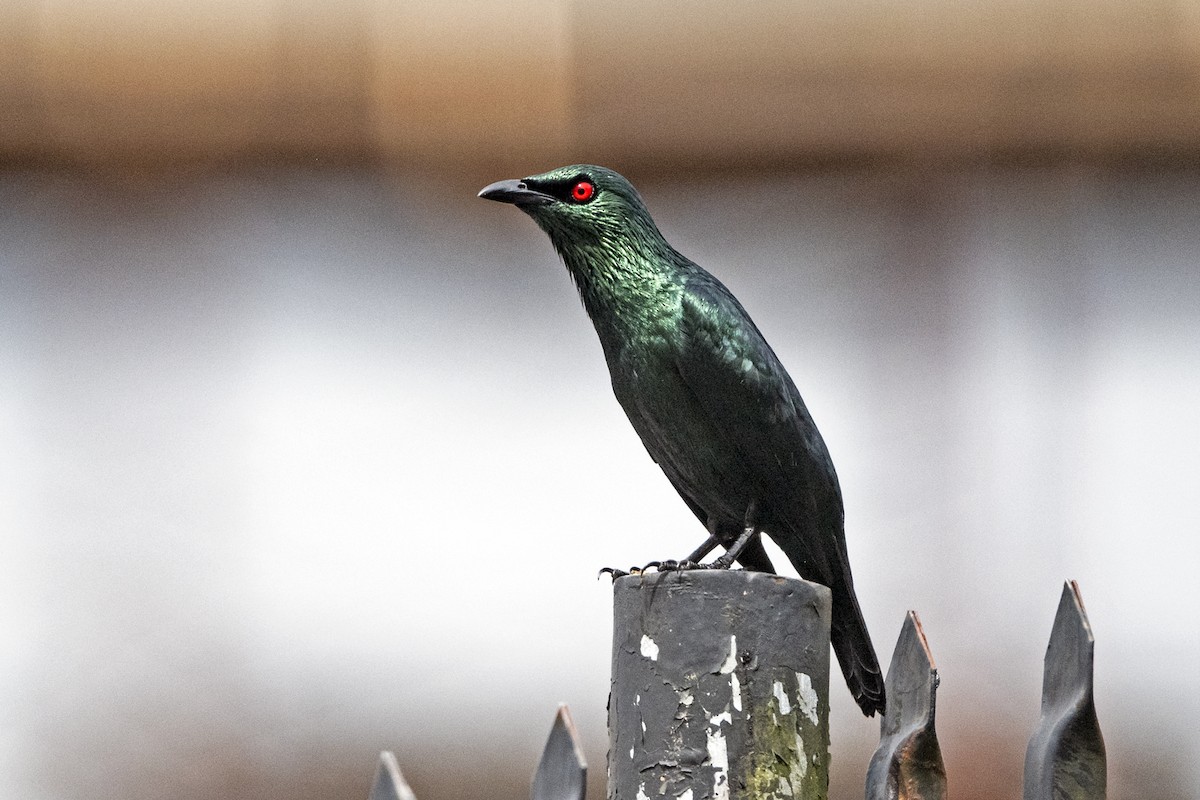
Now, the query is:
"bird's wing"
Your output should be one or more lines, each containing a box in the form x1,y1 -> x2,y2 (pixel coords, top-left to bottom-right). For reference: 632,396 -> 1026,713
675,274 -> 849,585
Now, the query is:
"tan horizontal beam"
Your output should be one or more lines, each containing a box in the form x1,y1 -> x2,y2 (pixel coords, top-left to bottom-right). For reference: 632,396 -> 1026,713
1,0 -> 1198,167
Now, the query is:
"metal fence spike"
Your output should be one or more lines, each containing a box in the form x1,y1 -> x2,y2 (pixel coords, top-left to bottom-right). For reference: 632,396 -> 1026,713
369,751 -> 419,800
1023,580 -> 1106,800
531,704 -> 587,800
866,610 -> 947,800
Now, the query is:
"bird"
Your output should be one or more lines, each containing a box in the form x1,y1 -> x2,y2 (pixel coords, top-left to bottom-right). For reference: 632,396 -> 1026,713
479,165 -> 885,717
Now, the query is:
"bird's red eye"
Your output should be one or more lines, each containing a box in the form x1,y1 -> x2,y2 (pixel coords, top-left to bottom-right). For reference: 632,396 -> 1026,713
571,181 -> 594,202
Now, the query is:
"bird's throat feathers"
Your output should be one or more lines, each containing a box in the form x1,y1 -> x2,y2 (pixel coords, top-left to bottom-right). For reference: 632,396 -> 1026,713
537,212 -> 684,334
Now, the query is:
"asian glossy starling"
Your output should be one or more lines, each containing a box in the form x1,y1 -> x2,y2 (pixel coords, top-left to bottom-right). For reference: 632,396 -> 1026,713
479,165 -> 885,717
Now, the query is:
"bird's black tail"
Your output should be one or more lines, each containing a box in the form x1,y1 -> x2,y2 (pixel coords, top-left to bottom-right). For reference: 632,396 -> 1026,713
830,583 -> 886,717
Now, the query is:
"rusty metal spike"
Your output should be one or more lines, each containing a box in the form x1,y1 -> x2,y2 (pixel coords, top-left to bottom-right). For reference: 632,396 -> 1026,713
369,751 -> 418,800
531,704 -> 587,800
1023,580 -> 1106,800
866,610 -> 947,800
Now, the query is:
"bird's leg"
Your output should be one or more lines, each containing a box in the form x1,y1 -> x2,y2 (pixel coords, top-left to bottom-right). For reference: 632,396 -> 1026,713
601,513 -> 754,579
706,525 -> 758,569
706,499 -> 760,570
602,525 -> 723,579
681,539 -> 718,565
682,528 -> 721,565
652,520 -> 723,572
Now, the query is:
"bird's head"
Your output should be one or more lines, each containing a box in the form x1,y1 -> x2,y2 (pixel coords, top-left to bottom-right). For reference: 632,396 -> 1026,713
478,165 -> 666,254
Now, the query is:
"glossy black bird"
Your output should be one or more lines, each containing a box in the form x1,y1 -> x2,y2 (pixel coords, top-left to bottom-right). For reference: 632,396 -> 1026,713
479,165 -> 885,716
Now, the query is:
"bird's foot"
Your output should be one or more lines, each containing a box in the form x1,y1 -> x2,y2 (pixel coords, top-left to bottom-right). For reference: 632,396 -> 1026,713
600,559 -> 721,581
664,556 -> 737,571
653,559 -> 709,572
598,564 -> 675,580
598,561 -> 674,580
634,559 -> 703,574
706,552 -> 737,570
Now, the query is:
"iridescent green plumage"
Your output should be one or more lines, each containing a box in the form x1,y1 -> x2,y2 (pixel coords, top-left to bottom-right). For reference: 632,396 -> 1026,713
480,165 -> 886,716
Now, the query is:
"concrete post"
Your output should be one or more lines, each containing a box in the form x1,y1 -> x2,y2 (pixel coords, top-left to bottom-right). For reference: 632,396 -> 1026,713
608,570 -> 831,800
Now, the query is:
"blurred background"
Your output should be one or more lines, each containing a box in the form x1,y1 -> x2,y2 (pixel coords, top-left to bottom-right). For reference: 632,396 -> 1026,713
2,1 -> 1199,799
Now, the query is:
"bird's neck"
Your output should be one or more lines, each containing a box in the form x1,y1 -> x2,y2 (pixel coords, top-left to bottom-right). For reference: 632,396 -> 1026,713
553,232 -> 685,340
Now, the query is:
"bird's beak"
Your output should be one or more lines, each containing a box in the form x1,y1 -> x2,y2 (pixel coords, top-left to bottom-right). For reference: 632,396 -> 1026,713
478,179 -> 555,207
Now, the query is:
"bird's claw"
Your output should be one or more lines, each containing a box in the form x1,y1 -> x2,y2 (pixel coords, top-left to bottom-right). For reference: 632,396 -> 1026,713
636,560 -> 683,573
600,565 -> 658,580
599,566 -> 631,581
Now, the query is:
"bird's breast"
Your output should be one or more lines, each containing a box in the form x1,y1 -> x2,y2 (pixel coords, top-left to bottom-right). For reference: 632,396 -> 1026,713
609,340 -> 751,524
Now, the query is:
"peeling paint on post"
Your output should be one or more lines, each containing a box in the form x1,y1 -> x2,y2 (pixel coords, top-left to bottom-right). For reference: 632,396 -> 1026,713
608,570 -> 831,800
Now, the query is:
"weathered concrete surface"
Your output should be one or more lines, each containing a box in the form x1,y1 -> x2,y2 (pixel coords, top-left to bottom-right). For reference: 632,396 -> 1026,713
609,570 -> 831,800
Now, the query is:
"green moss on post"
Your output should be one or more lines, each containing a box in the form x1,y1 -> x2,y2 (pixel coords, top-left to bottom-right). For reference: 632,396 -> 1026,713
745,678 -> 826,800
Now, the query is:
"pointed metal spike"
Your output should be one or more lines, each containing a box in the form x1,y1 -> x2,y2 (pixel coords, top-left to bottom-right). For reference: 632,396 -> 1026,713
369,751 -> 418,800
1023,581 -> 1106,800
866,611 -> 947,800
531,704 -> 587,800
